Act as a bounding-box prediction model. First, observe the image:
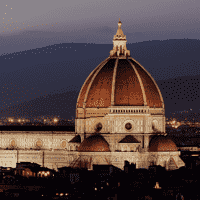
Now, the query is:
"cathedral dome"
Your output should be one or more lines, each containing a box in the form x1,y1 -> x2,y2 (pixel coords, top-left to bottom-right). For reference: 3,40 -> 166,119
77,58 -> 163,108
78,134 -> 111,152
149,135 -> 178,152
76,19 -> 164,109
75,19 -> 165,135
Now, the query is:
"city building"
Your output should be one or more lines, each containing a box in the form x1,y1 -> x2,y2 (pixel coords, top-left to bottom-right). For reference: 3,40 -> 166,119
0,19 -> 185,171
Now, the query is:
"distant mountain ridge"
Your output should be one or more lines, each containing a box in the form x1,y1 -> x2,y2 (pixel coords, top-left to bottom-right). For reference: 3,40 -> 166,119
0,39 -> 200,121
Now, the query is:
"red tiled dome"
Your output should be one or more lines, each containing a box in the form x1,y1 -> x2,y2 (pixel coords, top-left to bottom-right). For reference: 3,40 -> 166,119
149,136 -> 178,152
78,134 -> 111,152
77,57 -> 163,108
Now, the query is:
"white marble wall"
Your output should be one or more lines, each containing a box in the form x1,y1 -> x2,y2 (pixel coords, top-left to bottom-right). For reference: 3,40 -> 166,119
78,114 -> 165,135
0,131 -> 76,150
0,149 -> 78,171
0,149 -> 185,171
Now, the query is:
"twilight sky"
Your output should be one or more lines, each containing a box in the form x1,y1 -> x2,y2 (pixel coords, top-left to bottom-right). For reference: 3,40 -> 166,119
1,0 -> 200,122
1,0 -> 200,45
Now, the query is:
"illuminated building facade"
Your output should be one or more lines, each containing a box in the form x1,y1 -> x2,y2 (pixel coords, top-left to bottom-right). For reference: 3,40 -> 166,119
0,19 -> 185,171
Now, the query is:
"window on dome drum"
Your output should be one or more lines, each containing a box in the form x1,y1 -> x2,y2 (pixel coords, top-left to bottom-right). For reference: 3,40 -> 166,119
36,140 -> 42,147
95,123 -> 102,132
11,140 -> 15,147
125,123 -> 132,130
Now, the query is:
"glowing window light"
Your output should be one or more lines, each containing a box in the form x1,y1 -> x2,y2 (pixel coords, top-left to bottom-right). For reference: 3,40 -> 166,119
54,118 -> 58,122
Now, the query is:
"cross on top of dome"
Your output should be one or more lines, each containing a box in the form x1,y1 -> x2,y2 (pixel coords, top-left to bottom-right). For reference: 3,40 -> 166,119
110,19 -> 130,57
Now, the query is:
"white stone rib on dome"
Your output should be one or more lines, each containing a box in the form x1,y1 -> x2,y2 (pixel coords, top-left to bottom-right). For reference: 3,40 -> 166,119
76,57 -> 110,109
128,59 -> 147,106
83,58 -> 110,108
130,57 -> 165,109
111,58 -> 119,106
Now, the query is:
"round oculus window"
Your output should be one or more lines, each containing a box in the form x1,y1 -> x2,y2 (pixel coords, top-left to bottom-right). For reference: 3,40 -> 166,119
11,140 -> 15,147
36,140 -> 42,147
96,123 -> 102,132
125,123 -> 132,130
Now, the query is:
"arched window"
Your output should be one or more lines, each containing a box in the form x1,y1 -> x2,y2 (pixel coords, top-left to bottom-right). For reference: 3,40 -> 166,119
152,120 -> 159,132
